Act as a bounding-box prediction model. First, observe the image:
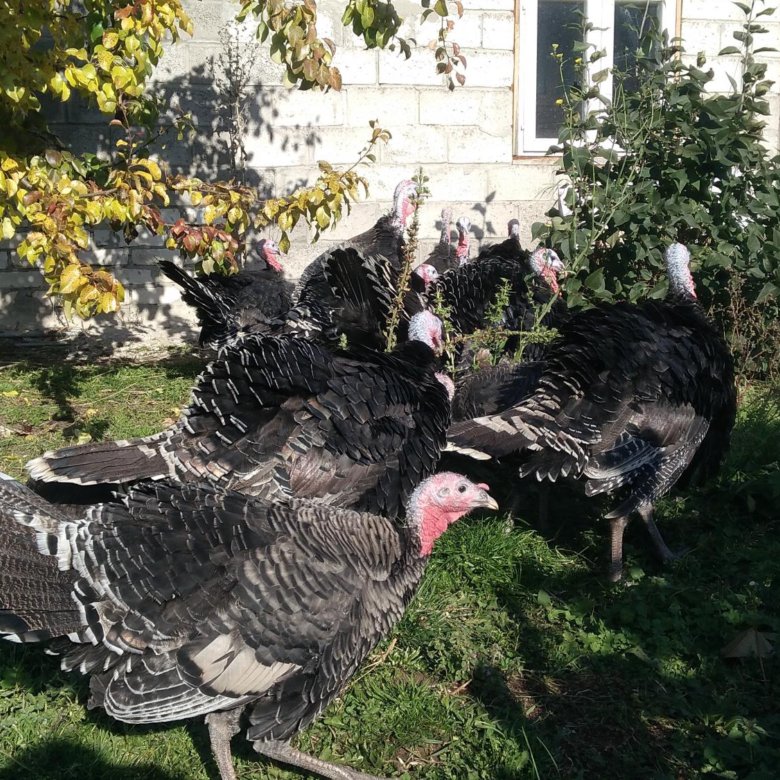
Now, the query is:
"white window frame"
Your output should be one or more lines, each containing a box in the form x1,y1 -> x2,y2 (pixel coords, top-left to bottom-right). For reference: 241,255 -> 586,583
514,0 -> 679,156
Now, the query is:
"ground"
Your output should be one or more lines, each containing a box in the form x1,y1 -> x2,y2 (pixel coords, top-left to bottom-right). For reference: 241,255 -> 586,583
0,350 -> 777,779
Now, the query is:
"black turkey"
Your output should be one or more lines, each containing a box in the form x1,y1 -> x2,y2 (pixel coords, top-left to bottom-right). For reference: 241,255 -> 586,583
27,312 -> 450,521
0,472 -> 498,780
292,179 -> 417,307
450,360 -> 545,422
287,180 -> 425,350
475,218 -> 524,262
429,244 -> 567,370
424,207 -> 453,272
447,243 -> 737,580
425,211 -> 470,272
160,238 -> 293,347
294,245 -> 436,351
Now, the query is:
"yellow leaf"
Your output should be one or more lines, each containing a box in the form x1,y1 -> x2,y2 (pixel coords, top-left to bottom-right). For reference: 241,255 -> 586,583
84,201 -> 103,223
99,292 -> 119,313
144,160 -> 162,180
277,211 -> 292,232
152,183 -> 170,205
203,205 -> 217,224
111,64 -> 133,90
78,286 -> 99,309
65,47 -> 88,61
1,390 -> 19,398
95,48 -> 114,72
2,218 -> 14,239
5,86 -> 26,103
315,205 -> 330,229
59,264 -> 87,295
48,72 -> 71,101
103,30 -> 120,50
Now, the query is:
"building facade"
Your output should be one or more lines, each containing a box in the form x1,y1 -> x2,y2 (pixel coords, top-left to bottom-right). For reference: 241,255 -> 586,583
0,0 -> 777,344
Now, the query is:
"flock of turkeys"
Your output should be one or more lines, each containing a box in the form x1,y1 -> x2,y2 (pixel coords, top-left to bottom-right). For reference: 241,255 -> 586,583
1,178 -> 736,779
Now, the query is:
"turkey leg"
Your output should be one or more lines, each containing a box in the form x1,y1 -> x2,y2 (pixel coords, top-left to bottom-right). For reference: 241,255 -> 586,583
255,738 -> 387,780
205,707 -> 245,780
638,506 -> 684,564
608,515 -> 629,582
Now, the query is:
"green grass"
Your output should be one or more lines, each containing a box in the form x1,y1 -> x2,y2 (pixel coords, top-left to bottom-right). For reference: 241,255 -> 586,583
1,356 -> 778,779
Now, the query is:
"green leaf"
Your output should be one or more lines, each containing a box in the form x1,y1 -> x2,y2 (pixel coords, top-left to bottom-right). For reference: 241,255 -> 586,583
360,5 -> 374,27
584,267 -> 605,292
755,281 -> 778,304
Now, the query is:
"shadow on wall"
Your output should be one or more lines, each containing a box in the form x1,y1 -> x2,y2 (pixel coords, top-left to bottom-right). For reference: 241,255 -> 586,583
0,287 -> 201,356
49,23 -> 318,187
9,30 -> 322,349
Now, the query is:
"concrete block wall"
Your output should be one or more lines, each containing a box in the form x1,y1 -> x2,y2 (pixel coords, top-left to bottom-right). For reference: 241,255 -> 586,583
1,0 -> 777,344
681,0 -> 780,151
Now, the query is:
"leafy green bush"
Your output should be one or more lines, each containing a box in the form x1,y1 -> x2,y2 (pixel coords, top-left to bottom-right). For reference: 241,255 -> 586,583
532,0 -> 780,378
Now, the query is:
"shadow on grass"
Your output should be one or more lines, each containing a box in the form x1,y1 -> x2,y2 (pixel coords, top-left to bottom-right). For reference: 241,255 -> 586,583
471,482 -> 779,777
0,740 -> 190,780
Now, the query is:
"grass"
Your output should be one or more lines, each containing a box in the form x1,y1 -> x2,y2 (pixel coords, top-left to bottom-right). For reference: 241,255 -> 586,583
0,353 -> 778,779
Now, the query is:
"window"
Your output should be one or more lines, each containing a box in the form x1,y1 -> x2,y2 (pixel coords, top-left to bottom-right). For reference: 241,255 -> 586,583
515,0 -> 679,155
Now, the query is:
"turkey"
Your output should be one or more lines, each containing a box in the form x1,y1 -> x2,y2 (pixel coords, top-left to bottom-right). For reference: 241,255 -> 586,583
411,262 -> 440,294
0,472 -> 498,780
424,207 -> 453,273
453,216 -> 471,265
27,312 -> 450,521
292,179 -> 418,308
425,211 -> 470,273
447,243 -> 737,580
450,361 -> 545,422
475,218 -> 524,262
160,238 -> 293,347
429,244 -> 567,370
284,180 -> 421,350
295,245 -> 436,351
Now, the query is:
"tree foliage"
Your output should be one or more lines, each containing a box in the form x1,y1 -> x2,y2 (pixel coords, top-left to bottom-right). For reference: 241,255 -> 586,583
533,0 -> 780,320
0,0 -> 462,318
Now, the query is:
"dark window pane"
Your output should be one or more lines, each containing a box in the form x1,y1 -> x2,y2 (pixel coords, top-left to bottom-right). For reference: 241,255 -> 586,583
536,0 -> 584,138
613,1 -> 662,95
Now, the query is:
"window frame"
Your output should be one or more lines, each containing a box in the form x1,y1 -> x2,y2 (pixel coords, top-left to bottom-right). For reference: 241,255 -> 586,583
514,0 -> 681,156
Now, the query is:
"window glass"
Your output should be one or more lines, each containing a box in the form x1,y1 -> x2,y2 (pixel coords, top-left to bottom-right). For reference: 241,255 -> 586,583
613,1 -> 662,94
535,0 -> 584,138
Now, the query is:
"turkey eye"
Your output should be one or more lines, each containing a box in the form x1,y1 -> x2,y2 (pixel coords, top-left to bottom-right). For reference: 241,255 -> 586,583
458,484 -> 467,493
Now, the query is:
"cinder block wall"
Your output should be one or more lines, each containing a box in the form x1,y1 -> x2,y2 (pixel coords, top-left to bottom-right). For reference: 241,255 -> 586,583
681,0 -> 780,150
0,0 -> 777,345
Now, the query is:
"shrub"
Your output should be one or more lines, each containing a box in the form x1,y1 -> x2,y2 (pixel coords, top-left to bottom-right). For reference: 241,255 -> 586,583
532,0 -> 780,380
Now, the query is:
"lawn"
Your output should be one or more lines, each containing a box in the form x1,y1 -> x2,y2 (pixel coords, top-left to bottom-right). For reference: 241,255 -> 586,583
0,352 -> 778,779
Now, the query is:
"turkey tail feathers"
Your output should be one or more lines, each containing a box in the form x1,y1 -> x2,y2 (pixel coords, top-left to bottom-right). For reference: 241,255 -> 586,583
26,435 -> 170,485
159,260 -> 231,341
0,477 -> 84,641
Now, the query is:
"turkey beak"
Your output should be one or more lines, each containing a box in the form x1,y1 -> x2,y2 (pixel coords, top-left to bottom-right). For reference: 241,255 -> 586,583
474,483 -> 499,511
